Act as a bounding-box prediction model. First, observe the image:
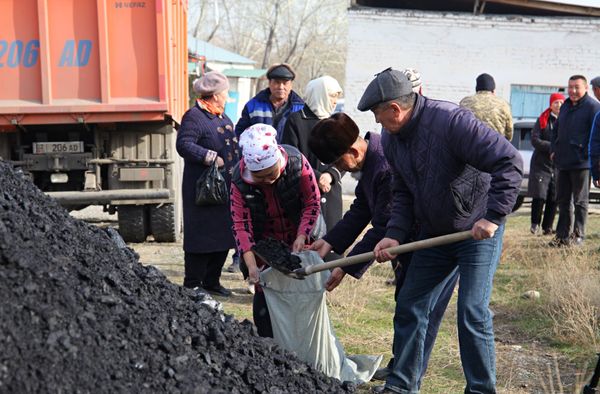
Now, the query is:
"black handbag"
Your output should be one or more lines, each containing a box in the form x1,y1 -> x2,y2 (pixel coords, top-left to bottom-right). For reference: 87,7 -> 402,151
195,161 -> 228,206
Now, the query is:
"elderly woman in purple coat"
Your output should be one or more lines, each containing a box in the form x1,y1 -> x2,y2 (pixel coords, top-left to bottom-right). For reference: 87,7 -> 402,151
176,71 -> 240,297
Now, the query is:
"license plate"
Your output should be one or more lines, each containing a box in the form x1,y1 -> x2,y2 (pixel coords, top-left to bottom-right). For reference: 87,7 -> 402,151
32,141 -> 84,154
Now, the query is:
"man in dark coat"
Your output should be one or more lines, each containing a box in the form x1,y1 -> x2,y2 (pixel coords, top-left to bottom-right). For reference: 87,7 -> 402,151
234,63 -> 304,141
550,75 -> 600,246
308,112 -> 458,387
360,68 -> 522,393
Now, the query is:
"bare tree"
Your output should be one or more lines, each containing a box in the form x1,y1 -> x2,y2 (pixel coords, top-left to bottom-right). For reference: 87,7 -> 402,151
189,0 -> 349,92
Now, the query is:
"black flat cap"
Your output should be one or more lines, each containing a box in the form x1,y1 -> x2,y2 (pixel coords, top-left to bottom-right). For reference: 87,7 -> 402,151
591,76 -> 600,88
266,63 -> 296,80
357,67 -> 413,111
309,113 -> 359,164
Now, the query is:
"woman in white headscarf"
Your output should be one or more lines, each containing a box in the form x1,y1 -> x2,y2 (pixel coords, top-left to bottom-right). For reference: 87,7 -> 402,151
282,76 -> 344,248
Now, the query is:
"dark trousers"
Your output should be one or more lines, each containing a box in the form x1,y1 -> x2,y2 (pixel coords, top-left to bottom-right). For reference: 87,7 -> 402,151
531,177 -> 557,230
253,291 -> 273,338
555,169 -> 589,239
183,250 -> 228,289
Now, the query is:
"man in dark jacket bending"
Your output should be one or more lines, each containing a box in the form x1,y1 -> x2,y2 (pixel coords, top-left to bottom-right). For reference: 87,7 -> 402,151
307,112 -> 458,387
360,68 -> 522,393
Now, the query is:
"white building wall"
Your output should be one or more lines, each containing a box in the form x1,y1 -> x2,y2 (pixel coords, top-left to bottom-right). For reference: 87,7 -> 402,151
345,8 -> 600,133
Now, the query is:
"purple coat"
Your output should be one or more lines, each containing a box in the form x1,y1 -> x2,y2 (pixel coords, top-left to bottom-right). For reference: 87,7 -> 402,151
176,103 -> 240,253
323,133 -> 392,278
382,95 -> 523,241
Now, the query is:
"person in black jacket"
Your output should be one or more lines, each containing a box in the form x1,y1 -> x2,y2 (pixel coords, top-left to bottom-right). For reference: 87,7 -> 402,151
550,75 -> 600,246
529,93 -> 564,235
282,76 -> 344,247
308,113 -> 458,387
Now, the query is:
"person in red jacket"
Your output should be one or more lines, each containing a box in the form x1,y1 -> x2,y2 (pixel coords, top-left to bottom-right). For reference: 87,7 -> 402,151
229,123 -> 320,337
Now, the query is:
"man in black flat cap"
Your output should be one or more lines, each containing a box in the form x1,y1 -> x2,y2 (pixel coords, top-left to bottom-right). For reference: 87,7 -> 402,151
234,63 -> 304,142
360,67 -> 522,393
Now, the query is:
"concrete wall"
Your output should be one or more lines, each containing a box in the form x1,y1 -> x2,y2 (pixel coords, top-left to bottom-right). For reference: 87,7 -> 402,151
344,7 -> 600,133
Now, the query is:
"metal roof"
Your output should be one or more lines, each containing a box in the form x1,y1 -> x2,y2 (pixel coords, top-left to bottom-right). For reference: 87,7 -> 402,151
188,35 -> 255,65
353,0 -> 600,16
221,68 -> 267,79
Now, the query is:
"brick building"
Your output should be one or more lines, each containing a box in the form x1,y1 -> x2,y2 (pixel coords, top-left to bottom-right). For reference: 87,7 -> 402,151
344,0 -> 600,132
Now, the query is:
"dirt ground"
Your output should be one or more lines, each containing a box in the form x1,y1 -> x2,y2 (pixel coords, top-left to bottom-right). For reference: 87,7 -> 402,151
70,206 -> 593,393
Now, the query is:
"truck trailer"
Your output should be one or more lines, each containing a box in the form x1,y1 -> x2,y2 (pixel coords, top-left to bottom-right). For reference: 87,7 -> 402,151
0,0 -> 188,243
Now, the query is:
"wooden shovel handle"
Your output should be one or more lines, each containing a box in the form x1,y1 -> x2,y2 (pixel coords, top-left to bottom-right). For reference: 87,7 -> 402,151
300,230 -> 473,277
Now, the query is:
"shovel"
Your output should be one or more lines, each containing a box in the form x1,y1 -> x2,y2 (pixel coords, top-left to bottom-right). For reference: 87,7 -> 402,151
264,230 -> 472,279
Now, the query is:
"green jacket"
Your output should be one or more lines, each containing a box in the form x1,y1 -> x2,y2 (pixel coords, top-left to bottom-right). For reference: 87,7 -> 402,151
460,91 -> 513,140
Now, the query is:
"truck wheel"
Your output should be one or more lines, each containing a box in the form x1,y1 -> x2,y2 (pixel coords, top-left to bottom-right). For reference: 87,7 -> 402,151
512,195 -> 525,212
150,203 -> 177,242
118,205 -> 148,243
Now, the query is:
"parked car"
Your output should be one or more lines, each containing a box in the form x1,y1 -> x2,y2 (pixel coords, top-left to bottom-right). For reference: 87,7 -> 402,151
510,121 -> 600,211
511,121 -> 534,211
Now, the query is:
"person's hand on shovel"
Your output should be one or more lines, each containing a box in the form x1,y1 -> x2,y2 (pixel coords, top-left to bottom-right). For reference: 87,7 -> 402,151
325,268 -> 346,292
374,237 -> 400,262
471,219 -> 498,240
309,239 -> 346,291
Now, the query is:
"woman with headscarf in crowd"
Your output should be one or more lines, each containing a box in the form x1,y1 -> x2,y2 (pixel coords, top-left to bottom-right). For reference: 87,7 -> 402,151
176,71 -> 240,297
529,92 -> 565,235
282,76 -> 344,247
230,124 -> 320,337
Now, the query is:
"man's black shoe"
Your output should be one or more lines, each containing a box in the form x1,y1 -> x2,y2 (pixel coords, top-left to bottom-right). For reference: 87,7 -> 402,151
371,385 -> 398,393
372,367 -> 391,381
548,237 -> 569,247
204,285 -> 232,297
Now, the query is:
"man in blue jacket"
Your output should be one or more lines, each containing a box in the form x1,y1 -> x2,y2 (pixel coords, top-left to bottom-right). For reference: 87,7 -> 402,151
307,112 -> 458,388
234,63 -> 304,141
360,68 -> 522,393
551,75 -> 600,246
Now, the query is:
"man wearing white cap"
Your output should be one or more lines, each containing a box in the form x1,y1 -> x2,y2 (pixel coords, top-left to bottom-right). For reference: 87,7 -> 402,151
229,123 -> 320,337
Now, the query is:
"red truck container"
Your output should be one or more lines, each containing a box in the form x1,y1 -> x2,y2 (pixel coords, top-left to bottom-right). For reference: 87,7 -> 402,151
0,0 -> 188,242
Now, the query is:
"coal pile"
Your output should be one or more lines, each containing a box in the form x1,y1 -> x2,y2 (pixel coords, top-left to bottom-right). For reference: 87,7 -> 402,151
0,161 -> 354,394
253,239 -> 302,274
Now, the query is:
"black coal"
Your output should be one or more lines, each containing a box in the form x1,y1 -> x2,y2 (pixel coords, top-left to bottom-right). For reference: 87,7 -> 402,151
0,162 -> 354,393
252,238 -> 302,274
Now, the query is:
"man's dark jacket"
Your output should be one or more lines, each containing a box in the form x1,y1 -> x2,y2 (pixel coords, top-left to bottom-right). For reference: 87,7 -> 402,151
382,94 -> 523,242
234,88 -> 304,141
323,133 -> 392,278
551,93 -> 600,170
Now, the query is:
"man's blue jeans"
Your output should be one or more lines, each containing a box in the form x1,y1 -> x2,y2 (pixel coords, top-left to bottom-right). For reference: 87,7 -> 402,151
386,225 -> 504,394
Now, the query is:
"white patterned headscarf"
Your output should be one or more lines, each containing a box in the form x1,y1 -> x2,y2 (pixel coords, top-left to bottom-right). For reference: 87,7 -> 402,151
305,76 -> 343,119
239,124 -> 283,171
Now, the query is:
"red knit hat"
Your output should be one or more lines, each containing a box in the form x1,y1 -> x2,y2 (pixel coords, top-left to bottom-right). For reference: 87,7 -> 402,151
539,93 -> 566,130
549,92 -> 565,106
